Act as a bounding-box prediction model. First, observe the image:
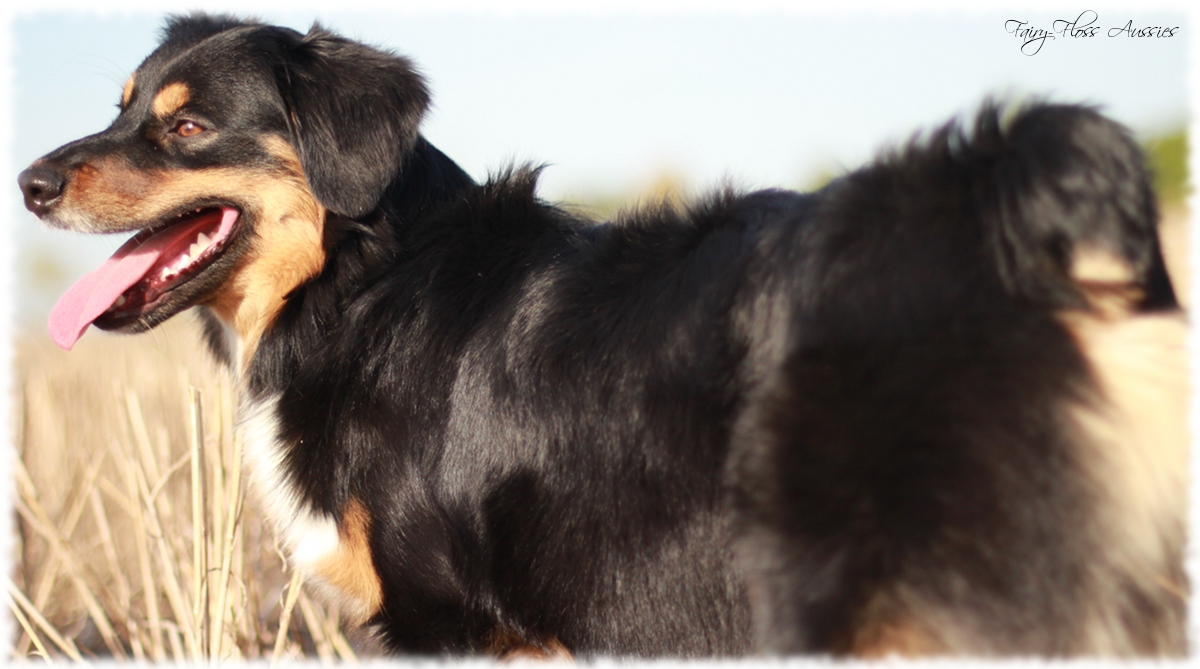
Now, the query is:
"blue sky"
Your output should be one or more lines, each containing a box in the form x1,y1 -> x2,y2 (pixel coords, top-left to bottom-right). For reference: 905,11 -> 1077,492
4,3 -> 1190,323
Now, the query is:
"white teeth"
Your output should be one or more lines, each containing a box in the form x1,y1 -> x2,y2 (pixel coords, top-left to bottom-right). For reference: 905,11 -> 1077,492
154,228 -> 220,285
114,295 -> 126,307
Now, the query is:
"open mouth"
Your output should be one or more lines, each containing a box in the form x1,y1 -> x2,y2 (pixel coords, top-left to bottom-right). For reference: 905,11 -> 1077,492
49,206 -> 241,349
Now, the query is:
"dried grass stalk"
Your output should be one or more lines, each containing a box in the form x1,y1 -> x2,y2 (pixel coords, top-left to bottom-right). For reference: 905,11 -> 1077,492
11,317 -> 368,662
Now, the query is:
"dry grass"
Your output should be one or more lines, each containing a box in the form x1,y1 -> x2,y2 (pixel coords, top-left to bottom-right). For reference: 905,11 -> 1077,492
10,313 -> 379,662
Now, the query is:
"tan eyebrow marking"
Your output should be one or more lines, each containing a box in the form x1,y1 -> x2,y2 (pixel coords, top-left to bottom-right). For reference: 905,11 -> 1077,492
151,81 -> 191,118
121,75 -> 136,107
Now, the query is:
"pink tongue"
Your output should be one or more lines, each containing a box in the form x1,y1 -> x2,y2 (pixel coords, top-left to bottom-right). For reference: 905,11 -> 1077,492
48,208 -> 238,350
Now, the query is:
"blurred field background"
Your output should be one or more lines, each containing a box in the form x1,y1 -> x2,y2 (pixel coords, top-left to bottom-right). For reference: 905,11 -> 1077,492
7,130 -> 1190,661
11,313 -> 382,662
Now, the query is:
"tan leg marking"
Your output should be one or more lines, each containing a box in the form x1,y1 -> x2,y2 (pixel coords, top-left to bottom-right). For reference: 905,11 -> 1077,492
844,592 -> 946,658
311,499 -> 383,625
486,627 -> 573,661
851,618 -> 942,658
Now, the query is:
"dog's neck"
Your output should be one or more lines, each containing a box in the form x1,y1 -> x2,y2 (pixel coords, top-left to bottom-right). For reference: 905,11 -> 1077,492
387,137 -> 477,223
201,136 -> 476,390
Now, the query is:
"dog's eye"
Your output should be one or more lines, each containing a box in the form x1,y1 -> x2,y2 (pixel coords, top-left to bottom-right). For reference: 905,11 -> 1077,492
172,120 -> 205,138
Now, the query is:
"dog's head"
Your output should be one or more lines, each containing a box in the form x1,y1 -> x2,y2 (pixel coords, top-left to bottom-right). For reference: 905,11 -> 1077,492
19,13 -> 430,350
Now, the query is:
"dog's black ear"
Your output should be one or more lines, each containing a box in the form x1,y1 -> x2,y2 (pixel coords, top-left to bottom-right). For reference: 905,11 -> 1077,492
272,24 -> 430,218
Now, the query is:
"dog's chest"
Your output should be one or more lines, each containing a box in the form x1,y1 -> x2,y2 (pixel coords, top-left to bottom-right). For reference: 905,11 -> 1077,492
238,395 -> 336,564
238,394 -> 382,623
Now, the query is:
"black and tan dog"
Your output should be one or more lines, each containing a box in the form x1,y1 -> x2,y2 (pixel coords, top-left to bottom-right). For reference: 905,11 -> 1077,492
18,14 -> 1187,657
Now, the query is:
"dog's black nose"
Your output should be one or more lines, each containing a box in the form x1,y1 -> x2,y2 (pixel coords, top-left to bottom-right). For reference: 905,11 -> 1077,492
18,165 -> 66,217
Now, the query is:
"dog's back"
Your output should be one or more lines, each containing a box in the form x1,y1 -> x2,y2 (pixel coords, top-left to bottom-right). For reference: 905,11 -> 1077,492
729,103 -> 1186,655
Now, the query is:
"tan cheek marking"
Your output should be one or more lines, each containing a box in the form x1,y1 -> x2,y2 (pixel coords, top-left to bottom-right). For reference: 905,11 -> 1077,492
312,500 -> 383,625
121,74 -> 136,107
203,139 -> 326,369
152,81 -> 191,118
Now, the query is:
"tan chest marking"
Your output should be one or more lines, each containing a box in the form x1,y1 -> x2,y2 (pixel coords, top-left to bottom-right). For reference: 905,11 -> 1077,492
311,500 -> 383,625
